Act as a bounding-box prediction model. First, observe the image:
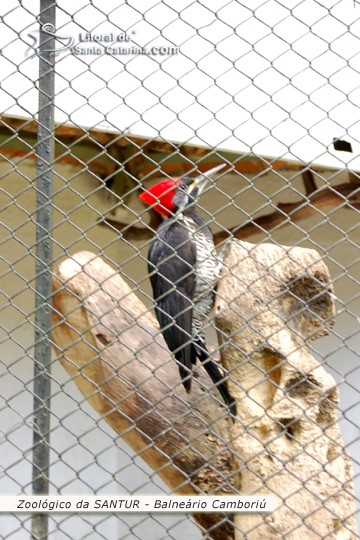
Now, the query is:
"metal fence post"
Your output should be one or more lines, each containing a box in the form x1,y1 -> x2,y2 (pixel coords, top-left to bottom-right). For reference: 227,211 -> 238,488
32,2 -> 55,539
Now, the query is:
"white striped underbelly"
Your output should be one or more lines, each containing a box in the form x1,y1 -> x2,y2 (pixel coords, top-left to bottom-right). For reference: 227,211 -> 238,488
178,216 -> 218,334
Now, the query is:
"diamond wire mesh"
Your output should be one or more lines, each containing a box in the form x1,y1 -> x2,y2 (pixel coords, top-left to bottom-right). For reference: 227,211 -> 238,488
0,0 -> 360,539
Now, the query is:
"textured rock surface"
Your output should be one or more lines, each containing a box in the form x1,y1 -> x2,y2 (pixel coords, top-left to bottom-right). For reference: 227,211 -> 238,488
215,240 -> 357,540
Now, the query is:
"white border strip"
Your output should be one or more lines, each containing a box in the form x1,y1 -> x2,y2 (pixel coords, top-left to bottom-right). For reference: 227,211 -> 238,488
0,496 -> 273,513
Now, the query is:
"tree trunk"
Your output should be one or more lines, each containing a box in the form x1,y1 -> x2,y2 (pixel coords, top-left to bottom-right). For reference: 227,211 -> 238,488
52,251 -> 235,539
215,240 -> 357,539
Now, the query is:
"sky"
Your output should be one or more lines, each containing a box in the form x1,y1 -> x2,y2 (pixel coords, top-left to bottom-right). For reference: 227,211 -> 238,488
1,0 -> 360,169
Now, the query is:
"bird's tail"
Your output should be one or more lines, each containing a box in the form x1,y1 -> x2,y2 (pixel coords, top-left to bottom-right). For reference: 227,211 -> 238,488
193,339 -> 236,421
175,344 -> 195,394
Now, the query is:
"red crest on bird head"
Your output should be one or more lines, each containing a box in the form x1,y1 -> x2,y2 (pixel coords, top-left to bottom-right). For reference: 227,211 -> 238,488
139,178 -> 183,217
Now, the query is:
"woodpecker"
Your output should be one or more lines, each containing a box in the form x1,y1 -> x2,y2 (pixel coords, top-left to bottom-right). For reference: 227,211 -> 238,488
142,165 -> 236,419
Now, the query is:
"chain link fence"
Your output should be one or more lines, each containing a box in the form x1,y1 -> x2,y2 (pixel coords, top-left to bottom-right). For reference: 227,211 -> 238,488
1,0 -> 360,538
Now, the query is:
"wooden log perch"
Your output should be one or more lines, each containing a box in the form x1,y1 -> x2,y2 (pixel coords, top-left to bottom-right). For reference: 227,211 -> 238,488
52,246 -> 357,539
52,251 -> 235,540
215,241 -> 358,539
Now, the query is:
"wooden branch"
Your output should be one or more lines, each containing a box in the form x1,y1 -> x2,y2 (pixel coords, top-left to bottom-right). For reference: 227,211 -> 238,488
302,169 -> 317,195
213,181 -> 360,245
52,252 -> 235,540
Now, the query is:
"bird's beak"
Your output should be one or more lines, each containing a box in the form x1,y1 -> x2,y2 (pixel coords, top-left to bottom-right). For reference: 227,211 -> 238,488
188,163 -> 226,196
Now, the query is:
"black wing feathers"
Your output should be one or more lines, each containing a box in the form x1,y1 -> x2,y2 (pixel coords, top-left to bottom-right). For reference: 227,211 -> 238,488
148,222 -> 196,392
148,217 -> 236,420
